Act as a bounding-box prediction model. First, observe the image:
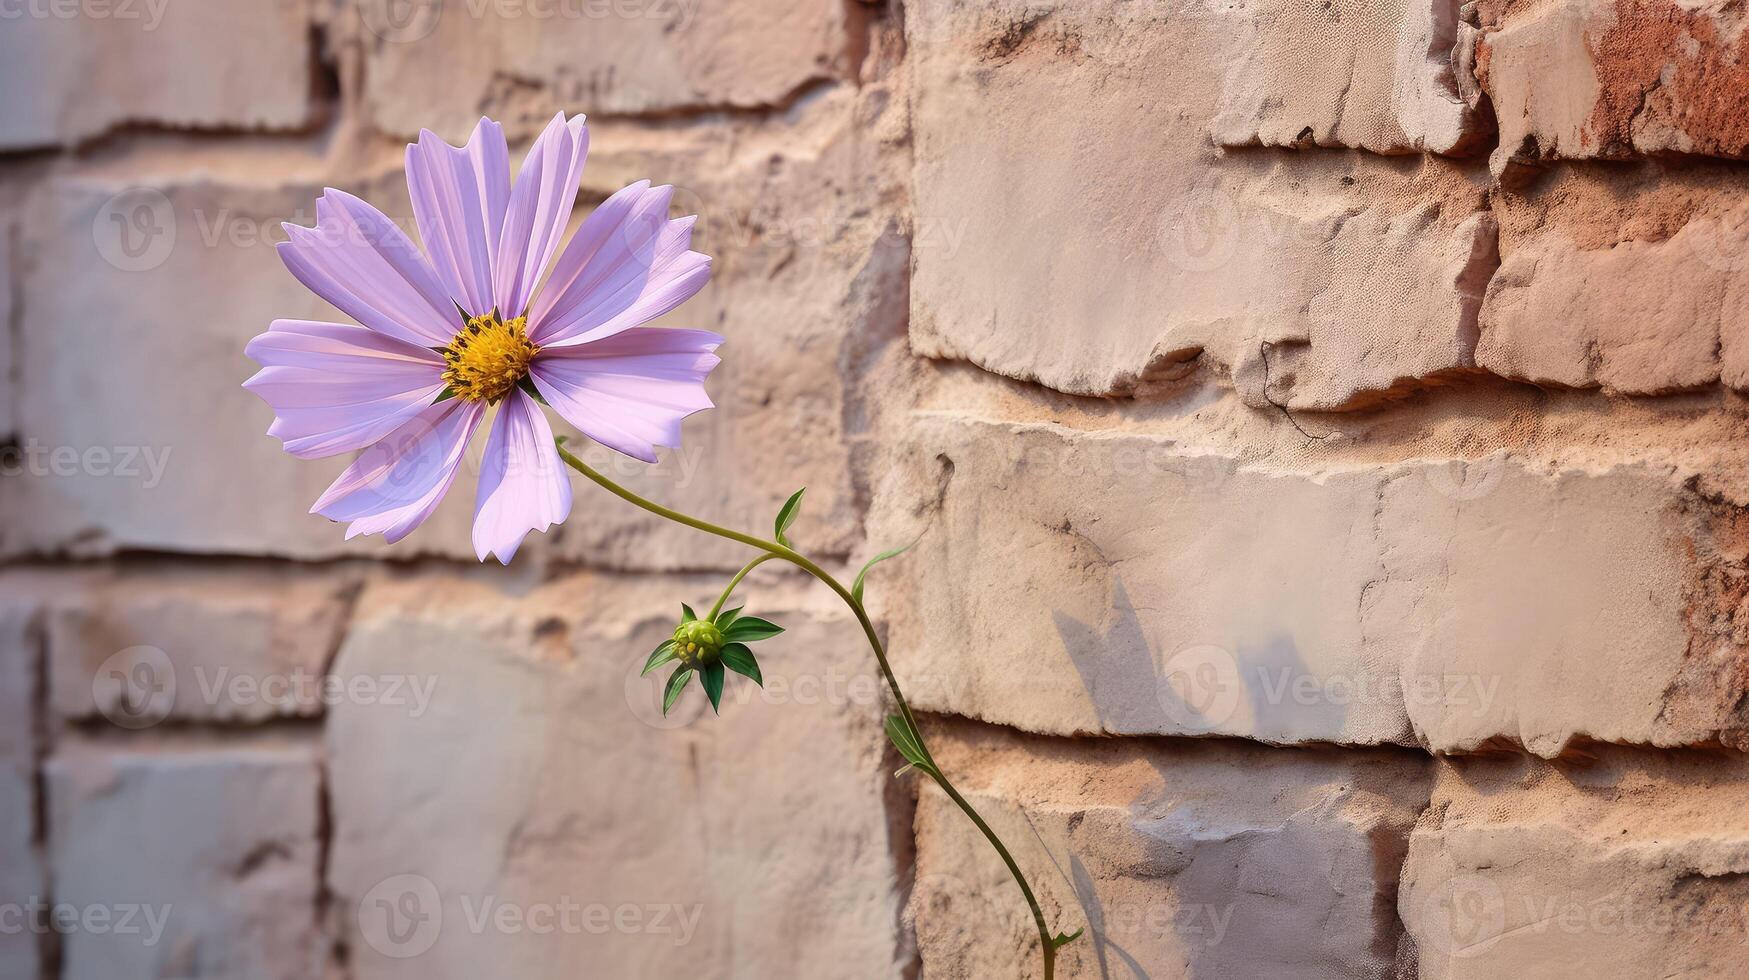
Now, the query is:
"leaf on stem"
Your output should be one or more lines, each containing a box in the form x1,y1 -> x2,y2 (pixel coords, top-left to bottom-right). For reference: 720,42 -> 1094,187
720,643 -> 762,686
1051,928 -> 1084,949
680,602 -> 698,623
701,661 -> 726,713
884,714 -> 935,777
662,667 -> 694,716
722,616 -> 783,643
714,605 -> 744,630
850,537 -> 920,605
642,639 -> 678,676
774,488 -> 805,547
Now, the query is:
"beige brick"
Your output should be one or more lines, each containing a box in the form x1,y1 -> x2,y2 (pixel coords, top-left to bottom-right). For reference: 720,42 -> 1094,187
877,415 -> 1723,756
1479,176 -> 1749,394
1210,0 -> 1486,154
45,743 -> 325,980
1480,0 -> 1749,169
5,89 -> 897,570
358,0 -> 857,140
0,0 -> 312,150
0,593 -> 42,979
550,93 -> 904,570
44,566 -> 355,726
1401,750 -> 1749,977
325,572 -> 905,978
2,172 -> 436,560
907,0 -> 1495,409
911,719 -> 1430,978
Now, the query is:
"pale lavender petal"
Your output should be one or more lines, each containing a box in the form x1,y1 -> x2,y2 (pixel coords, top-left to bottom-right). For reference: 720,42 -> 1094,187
406,118 -> 510,317
311,398 -> 485,544
495,112 -> 589,318
244,319 -> 446,459
529,328 -> 722,463
526,182 -> 710,349
276,190 -> 457,347
472,390 -> 572,563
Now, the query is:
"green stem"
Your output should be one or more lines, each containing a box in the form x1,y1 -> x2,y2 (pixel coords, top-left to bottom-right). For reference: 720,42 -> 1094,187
709,553 -> 776,620
557,443 -> 1058,979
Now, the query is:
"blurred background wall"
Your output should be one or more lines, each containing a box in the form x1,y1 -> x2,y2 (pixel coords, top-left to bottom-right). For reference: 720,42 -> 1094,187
7,0 -> 1749,977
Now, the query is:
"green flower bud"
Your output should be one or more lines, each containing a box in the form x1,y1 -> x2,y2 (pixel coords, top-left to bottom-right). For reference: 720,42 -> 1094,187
673,619 -> 724,667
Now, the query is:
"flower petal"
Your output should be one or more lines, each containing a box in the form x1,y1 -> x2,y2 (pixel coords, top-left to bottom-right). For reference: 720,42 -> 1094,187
528,328 -> 723,463
472,389 -> 572,563
311,398 -> 485,544
527,181 -> 711,348
406,117 -> 510,318
495,112 -> 589,318
244,319 -> 446,459
277,190 -> 458,347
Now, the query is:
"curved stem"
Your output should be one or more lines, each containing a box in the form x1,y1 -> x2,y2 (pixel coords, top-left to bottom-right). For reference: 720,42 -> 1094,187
709,553 -> 776,620
557,444 -> 1058,979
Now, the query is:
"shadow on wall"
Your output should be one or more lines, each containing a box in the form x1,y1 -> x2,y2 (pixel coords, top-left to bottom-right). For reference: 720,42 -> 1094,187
1051,577 -> 1351,739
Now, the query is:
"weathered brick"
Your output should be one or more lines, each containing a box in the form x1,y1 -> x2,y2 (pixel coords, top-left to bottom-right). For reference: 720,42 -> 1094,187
0,0 -> 312,150
0,592 -> 42,980
875,415 -> 1728,756
908,0 -> 1496,409
325,572 -> 905,978
44,566 -> 355,726
1210,0 -> 1487,154
911,718 -> 1430,978
357,0 -> 858,140
45,743 -> 324,980
1480,0 -> 1749,169
1479,172 -> 1749,393
5,89 -> 897,570
1401,750 -> 1749,977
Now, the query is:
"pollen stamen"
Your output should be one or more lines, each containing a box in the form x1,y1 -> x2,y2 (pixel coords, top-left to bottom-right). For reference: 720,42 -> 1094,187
441,312 -> 539,403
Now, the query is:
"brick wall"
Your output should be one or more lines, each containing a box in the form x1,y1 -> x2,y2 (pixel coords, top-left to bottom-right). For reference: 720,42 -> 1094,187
3,0 -> 1748,977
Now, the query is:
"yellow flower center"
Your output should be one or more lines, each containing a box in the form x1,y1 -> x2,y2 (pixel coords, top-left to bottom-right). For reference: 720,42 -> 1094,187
441,313 -> 539,403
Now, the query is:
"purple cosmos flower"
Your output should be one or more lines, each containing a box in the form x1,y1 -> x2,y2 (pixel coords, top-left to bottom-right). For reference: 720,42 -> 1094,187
244,114 -> 719,563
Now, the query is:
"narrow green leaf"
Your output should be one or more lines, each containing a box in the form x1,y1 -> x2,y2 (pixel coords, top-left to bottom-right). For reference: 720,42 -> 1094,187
662,668 -> 693,716
642,639 -> 678,676
722,616 -> 783,643
1051,928 -> 1084,949
714,605 -> 744,630
774,488 -> 806,546
680,603 -> 698,623
851,538 -> 919,605
433,386 -> 458,403
884,714 -> 933,774
701,661 -> 726,713
720,643 -> 762,686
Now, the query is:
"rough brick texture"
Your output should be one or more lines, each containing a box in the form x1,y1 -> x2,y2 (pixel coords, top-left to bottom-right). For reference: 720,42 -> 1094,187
3,0 -> 1749,975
